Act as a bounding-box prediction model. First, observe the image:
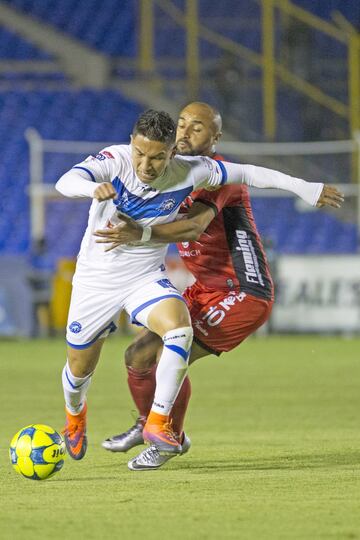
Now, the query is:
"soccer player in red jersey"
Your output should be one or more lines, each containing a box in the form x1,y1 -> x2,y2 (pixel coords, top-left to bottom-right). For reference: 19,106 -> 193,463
97,102 -> 342,470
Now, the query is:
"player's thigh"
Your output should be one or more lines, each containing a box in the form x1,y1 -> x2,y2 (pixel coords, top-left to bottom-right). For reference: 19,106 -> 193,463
124,277 -> 191,338
147,297 -> 192,336
66,283 -> 123,349
125,329 -> 162,369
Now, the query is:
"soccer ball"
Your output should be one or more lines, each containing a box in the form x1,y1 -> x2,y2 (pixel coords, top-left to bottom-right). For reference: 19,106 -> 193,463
9,424 -> 66,480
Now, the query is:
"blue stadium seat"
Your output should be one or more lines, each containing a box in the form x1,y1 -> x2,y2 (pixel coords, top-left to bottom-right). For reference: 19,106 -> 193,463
3,0 -> 353,145
0,88 -> 143,264
252,197 -> 357,254
0,25 -> 52,59
3,0 -> 137,57
291,0 -> 360,25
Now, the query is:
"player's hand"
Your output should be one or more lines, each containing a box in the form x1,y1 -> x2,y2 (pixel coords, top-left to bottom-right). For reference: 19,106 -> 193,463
94,212 -> 143,251
316,185 -> 344,208
93,182 -> 117,201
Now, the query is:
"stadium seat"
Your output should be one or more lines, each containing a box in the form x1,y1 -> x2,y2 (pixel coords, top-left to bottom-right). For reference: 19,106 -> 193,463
252,197 -> 357,254
0,25 -> 52,59
0,88 -> 142,266
3,0 -> 136,56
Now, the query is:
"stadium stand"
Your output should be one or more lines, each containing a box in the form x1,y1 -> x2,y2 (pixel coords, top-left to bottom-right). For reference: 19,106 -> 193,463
4,0 -> 358,55
0,22 -> 66,83
0,87 -> 356,270
3,0 -> 137,56
251,198 -> 357,254
2,0 -> 353,141
0,24 -> 52,59
291,0 -> 360,25
0,89 -> 143,264
0,0 -> 357,271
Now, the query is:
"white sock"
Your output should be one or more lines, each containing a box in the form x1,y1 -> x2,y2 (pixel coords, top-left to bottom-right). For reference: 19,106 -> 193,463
62,360 -> 92,414
151,327 -> 193,416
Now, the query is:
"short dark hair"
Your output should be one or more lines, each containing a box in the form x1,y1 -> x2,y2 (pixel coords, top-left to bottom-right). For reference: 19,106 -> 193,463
132,109 -> 176,145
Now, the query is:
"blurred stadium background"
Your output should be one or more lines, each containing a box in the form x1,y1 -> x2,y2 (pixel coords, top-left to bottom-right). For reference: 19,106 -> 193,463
0,0 -> 359,338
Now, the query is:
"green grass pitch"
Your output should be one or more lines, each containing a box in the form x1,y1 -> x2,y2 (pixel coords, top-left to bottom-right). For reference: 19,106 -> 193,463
1,335 -> 360,539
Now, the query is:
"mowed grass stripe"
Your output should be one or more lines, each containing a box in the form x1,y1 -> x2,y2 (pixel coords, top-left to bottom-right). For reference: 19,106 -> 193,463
0,336 -> 359,539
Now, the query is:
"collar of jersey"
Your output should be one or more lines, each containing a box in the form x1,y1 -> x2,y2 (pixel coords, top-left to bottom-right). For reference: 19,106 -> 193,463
139,168 -> 168,192
136,176 -> 158,192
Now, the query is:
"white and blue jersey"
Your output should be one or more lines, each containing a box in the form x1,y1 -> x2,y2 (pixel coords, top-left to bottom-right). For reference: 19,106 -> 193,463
71,144 -> 226,286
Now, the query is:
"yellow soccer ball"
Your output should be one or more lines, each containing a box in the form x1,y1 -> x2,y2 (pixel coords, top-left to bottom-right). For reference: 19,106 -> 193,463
9,424 -> 66,480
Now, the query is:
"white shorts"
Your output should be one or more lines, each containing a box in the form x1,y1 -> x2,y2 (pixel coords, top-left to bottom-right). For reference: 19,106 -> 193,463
66,275 -> 185,349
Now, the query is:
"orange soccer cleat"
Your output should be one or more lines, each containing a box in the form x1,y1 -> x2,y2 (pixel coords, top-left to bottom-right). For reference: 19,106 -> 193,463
62,403 -> 88,460
142,411 -> 181,455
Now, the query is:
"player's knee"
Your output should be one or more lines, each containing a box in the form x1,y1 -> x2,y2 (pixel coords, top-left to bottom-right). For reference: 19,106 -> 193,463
67,359 -> 93,378
124,342 -> 139,368
124,338 -> 158,369
163,325 -> 193,345
67,346 -> 99,377
162,326 -> 193,361
182,326 -> 194,350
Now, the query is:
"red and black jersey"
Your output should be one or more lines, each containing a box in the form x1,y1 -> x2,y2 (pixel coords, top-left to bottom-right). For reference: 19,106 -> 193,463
176,155 -> 274,301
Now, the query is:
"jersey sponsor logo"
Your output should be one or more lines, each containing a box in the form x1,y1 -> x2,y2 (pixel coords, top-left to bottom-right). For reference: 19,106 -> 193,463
141,185 -> 156,192
200,156 -> 214,171
194,291 -> 247,335
235,230 -> 265,286
157,198 -> 176,212
69,321 -> 82,334
101,151 -> 114,159
182,242 -> 190,248
153,401 -> 165,409
164,334 -> 186,342
157,278 -> 175,289
93,151 -> 115,161
178,248 -> 201,257
116,192 -> 130,210
223,207 -> 273,300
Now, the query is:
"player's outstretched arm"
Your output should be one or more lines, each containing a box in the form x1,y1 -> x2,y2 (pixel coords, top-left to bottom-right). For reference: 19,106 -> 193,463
222,162 -> 344,208
94,202 -> 216,250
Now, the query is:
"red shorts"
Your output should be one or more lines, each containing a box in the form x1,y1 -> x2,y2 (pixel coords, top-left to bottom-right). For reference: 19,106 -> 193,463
183,281 -> 273,355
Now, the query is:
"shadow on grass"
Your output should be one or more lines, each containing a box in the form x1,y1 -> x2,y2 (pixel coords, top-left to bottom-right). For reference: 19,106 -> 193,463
50,451 -> 360,479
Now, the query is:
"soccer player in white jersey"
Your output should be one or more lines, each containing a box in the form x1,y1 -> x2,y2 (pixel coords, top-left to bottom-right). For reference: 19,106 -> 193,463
56,109 -> 343,461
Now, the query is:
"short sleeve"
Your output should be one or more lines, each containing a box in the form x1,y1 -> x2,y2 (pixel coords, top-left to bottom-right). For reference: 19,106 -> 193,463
72,147 -> 118,183
190,156 -> 227,190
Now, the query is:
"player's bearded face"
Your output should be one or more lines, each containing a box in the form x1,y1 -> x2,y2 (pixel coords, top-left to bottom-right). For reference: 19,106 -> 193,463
176,113 -> 217,156
131,134 -> 175,183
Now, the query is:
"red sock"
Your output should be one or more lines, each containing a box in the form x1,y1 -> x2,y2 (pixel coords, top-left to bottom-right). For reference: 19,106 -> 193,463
170,375 -> 192,437
127,365 -> 156,423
